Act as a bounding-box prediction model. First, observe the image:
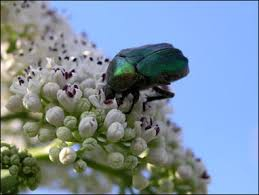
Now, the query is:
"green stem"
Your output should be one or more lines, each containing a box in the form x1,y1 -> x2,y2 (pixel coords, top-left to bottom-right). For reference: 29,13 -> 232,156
28,144 -> 133,187
1,170 -> 19,194
1,112 -> 39,122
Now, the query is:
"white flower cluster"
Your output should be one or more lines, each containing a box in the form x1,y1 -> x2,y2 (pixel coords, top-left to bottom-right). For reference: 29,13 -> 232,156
2,1 -> 210,193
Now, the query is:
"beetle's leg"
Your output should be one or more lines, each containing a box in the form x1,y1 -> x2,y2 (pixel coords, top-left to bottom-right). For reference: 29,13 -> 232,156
152,86 -> 175,98
143,86 -> 174,112
124,90 -> 140,114
116,91 -> 130,107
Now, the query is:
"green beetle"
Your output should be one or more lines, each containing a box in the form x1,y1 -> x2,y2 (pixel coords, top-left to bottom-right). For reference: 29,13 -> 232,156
103,43 -> 189,114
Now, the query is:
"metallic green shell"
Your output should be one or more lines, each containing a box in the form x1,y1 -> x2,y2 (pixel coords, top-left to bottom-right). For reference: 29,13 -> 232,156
117,43 -> 173,64
106,56 -> 138,92
136,47 -> 189,83
106,43 -> 189,91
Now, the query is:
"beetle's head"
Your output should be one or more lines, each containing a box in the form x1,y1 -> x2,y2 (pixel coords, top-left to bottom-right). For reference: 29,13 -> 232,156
103,84 -> 115,100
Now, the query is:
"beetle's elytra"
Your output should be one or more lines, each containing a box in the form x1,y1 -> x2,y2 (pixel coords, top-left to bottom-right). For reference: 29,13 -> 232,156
103,43 -> 189,114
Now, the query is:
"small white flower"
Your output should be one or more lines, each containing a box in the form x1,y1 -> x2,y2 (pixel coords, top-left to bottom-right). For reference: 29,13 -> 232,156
64,116 -> 77,129
49,147 -> 61,163
5,95 -> 24,112
147,147 -> 168,165
10,78 -> 27,96
23,122 -> 40,137
54,70 -> 66,88
83,88 -> 98,98
42,82 -> 60,101
23,92 -> 41,112
104,109 -> 126,128
78,116 -> 98,138
56,126 -> 73,141
176,165 -> 193,180
88,89 -> 117,109
132,173 -> 149,190
193,160 -> 206,176
131,137 -> 147,155
80,78 -> 95,90
57,86 -> 82,113
59,147 -> 77,165
107,152 -> 124,169
27,78 -> 43,94
46,106 -> 64,127
107,122 -> 124,142
142,126 -> 157,143
38,125 -> 56,142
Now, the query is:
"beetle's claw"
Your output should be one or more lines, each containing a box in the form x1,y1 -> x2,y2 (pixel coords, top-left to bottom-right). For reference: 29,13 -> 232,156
116,97 -> 124,107
143,102 -> 146,112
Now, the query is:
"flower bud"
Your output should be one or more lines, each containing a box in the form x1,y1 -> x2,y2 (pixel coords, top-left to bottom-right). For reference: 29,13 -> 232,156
23,157 -> 36,166
64,116 -> 77,129
80,111 -> 96,120
78,116 -> 98,138
80,78 -> 95,90
10,154 -> 20,165
82,138 -> 98,151
147,147 -> 168,165
124,155 -> 138,169
132,173 -> 149,190
49,147 -> 61,163
27,176 -> 40,191
1,146 -> 10,156
83,88 -> 98,98
9,165 -> 19,176
158,178 -> 174,193
149,135 -> 166,149
94,109 -> 106,126
56,126 -> 73,141
23,166 -> 32,174
73,159 -> 87,173
23,92 -> 41,112
6,95 -> 23,112
104,109 -> 126,128
46,106 -> 64,127
23,122 -> 40,137
59,147 -> 77,165
42,82 -> 60,101
131,137 -> 147,155
123,127 -> 136,141
3,155 -> 10,164
38,125 -> 56,142
107,152 -> 124,169
107,122 -> 124,142
176,165 -> 193,180
75,98 -> 91,114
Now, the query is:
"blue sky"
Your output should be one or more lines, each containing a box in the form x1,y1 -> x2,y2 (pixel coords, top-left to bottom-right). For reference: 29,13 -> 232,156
38,1 -> 258,194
